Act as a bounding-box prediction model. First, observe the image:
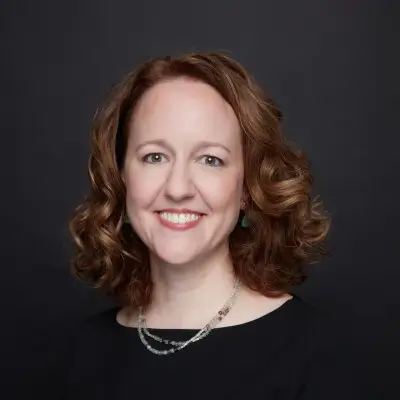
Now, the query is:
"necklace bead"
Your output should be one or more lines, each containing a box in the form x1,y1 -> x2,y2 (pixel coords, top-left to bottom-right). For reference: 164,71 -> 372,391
137,278 -> 241,355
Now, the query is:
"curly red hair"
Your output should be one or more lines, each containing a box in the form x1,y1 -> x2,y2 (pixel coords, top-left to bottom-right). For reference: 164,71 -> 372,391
68,52 -> 331,308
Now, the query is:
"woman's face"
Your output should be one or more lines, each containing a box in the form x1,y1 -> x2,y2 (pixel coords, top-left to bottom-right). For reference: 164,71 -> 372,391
122,78 -> 244,265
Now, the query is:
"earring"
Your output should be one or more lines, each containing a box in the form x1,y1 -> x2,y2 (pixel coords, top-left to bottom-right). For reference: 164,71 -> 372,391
240,212 -> 251,228
123,214 -> 130,224
239,200 -> 251,228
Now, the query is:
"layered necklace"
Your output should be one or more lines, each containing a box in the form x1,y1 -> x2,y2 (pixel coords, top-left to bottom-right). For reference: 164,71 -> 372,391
137,278 -> 241,356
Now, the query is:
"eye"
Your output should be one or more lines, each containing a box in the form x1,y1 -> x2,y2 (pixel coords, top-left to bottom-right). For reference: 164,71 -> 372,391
200,155 -> 224,167
142,153 -> 167,164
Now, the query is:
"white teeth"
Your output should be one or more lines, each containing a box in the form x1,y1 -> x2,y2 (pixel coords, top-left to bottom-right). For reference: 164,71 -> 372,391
159,212 -> 201,224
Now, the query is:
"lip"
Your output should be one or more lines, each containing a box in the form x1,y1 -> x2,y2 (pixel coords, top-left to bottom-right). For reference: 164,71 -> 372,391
155,209 -> 205,231
156,208 -> 205,215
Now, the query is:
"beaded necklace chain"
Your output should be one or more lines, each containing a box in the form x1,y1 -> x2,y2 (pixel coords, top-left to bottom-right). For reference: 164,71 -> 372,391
137,278 -> 241,356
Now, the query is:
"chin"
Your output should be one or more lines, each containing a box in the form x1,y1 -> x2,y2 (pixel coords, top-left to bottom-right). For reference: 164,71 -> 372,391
155,251 -> 199,266
151,242 -> 202,266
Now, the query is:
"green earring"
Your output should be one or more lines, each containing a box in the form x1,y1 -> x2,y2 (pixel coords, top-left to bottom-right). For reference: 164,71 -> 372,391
123,214 -> 130,224
240,212 -> 251,228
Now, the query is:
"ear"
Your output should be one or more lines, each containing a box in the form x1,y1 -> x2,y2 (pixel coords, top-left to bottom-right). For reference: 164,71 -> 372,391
120,167 -> 126,185
240,190 -> 248,209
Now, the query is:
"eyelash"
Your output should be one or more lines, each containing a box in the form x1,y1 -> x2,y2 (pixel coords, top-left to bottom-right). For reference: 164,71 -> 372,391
142,153 -> 166,164
141,153 -> 224,167
201,155 -> 224,167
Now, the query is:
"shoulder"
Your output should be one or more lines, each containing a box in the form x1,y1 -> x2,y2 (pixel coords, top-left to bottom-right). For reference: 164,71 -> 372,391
288,296 -> 367,399
259,293 -> 356,372
294,295 -> 355,358
69,307 -> 122,353
65,307 -> 129,373
78,307 -> 121,336
270,293 -> 341,340
63,307 -> 138,398
84,307 -> 120,327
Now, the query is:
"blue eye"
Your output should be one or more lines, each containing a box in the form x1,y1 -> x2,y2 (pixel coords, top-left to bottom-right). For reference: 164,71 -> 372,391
142,153 -> 166,164
200,155 -> 224,167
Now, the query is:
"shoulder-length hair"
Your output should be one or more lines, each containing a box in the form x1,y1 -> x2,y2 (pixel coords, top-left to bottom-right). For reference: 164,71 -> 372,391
69,52 -> 331,308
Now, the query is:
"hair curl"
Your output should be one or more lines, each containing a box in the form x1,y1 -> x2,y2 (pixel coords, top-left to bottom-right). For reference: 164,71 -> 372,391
69,51 -> 331,308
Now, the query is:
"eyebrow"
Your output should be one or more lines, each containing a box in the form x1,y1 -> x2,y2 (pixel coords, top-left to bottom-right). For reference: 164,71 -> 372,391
135,139 -> 231,154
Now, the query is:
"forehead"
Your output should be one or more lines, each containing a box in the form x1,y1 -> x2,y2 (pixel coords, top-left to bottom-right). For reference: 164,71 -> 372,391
128,78 -> 241,145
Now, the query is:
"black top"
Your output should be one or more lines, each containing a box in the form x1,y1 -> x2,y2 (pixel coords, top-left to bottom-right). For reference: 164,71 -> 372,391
63,294 -> 365,399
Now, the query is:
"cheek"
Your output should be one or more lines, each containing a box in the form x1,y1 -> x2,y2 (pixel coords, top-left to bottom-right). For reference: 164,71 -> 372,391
125,166 -> 164,207
198,173 -> 243,208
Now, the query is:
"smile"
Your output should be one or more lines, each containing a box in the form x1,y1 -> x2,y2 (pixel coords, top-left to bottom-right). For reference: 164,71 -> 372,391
156,211 -> 204,230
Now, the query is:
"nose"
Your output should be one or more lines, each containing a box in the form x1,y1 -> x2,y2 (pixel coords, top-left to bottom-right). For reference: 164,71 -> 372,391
164,161 -> 196,202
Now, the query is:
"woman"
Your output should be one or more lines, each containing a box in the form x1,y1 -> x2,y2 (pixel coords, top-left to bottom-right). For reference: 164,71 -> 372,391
65,52 -> 362,399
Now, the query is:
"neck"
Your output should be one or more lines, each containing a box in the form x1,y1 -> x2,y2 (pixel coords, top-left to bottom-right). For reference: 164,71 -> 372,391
145,243 -> 237,329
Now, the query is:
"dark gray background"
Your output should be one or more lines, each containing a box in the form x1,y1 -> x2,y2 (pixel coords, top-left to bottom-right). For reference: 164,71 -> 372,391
2,0 -> 399,398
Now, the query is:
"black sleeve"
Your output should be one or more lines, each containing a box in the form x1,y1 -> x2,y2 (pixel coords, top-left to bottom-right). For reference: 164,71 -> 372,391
60,315 -> 98,400
61,309 -> 118,400
296,315 -> 370,400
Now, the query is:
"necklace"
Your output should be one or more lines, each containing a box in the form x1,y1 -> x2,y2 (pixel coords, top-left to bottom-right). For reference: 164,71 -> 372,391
137,278 -> 241,355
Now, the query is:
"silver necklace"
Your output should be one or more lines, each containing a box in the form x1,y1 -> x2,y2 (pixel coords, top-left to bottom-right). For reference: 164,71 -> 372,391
137,278 -> 241,355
